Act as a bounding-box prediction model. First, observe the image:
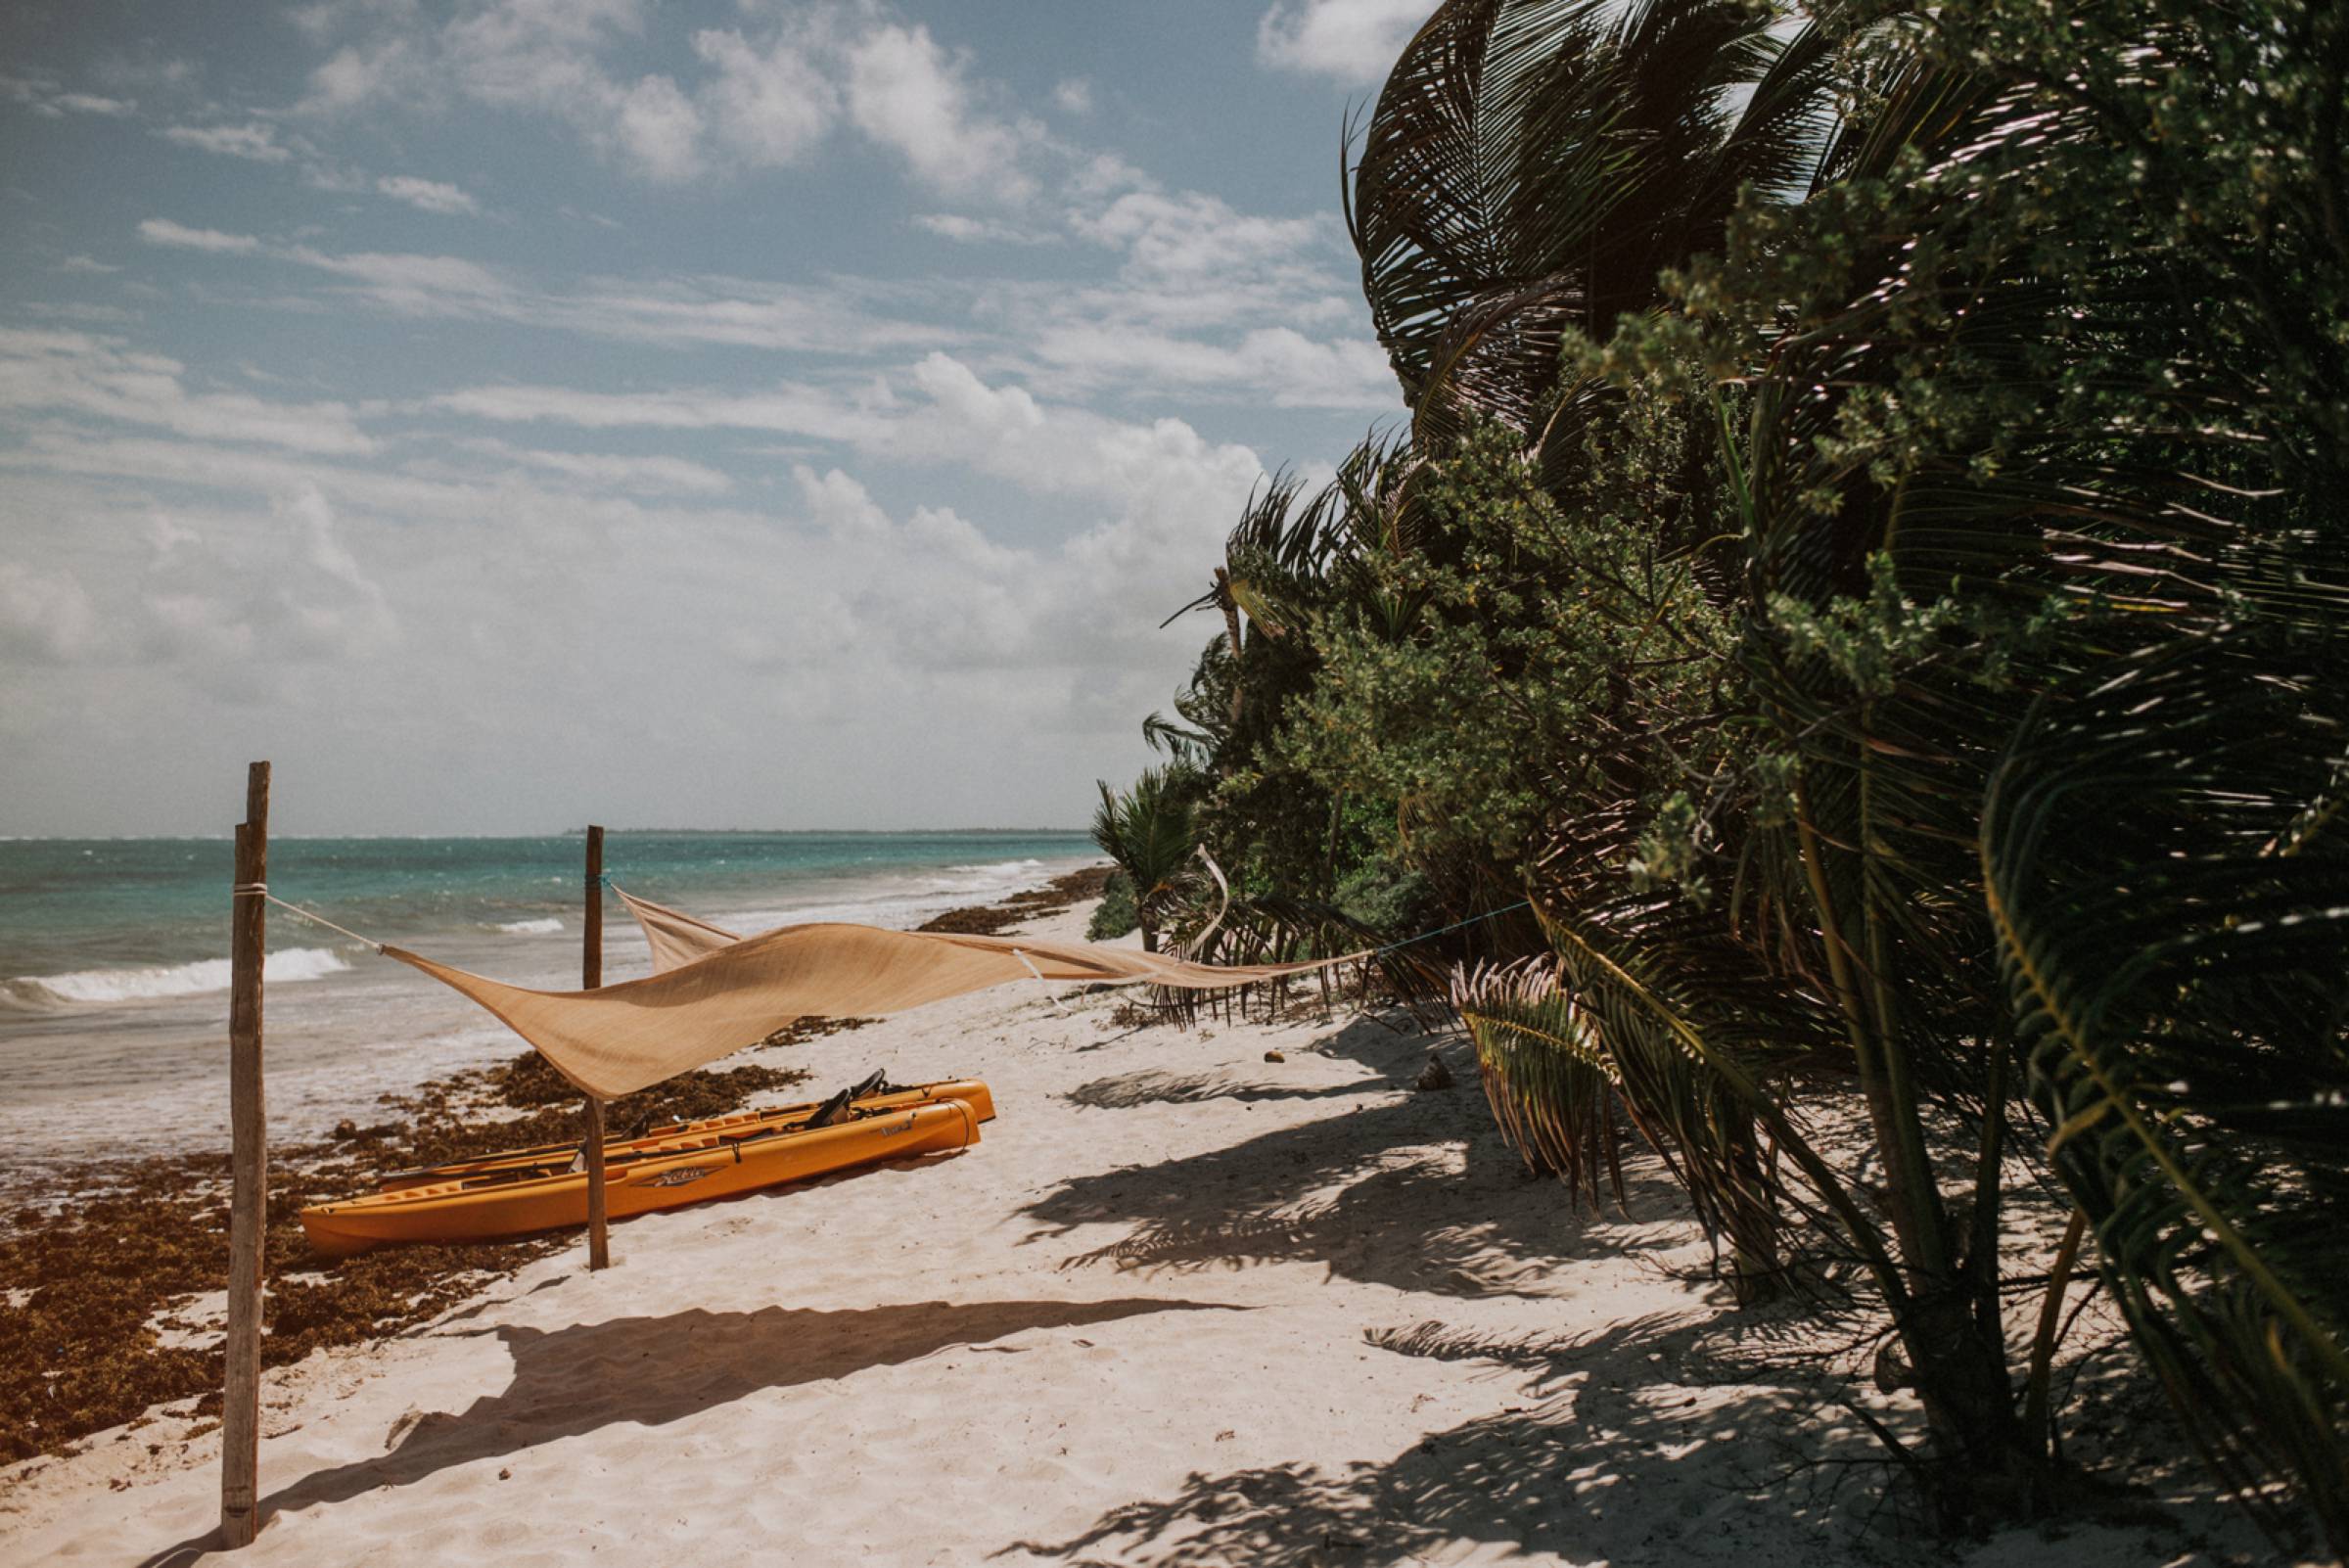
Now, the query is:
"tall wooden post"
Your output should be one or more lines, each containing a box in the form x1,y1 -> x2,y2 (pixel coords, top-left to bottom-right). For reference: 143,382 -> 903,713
582,825 -> 610,1270
220,761 -> 270,1549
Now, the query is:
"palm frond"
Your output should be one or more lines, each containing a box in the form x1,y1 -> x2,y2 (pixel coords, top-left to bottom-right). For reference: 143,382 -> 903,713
1983,639 -> 2349,1544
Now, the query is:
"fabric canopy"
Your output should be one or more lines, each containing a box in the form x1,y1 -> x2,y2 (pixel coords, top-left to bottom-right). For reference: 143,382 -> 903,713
620,888 -> 743,973
386,901 -> 1359,1099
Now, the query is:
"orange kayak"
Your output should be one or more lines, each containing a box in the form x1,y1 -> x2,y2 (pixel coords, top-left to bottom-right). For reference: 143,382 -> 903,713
373,1077 -> 996,1190
300,1097 -> 984,1258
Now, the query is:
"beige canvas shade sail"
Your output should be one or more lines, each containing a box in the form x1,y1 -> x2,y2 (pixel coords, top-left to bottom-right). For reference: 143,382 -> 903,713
386,918 -> 1360,1100
619,887 -> 742,973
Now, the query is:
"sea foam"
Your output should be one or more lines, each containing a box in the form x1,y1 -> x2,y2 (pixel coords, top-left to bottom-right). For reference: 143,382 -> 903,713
493,917 -> 564,936
6,945 -> 351,1007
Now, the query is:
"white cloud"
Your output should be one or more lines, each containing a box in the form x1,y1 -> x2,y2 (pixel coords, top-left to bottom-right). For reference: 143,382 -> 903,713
0,327 -> 376,456
376,174 -> 480,215
439,438 -> 736,496
301,39 -> 418,114
133,486 -> 397,669
58,255 -> 121,275
1257,0 -> 1428,82
54,92 -> 137,117
131,219 -> 954,355
608,74 -> 704,182
137,218 -> 264,254
1074,190 -> 1328,286
0,75 -> 138,117
161,122 -> 298,162
284,246 -> 516,314
0,562 -> 100,664
427,379 -> 891,446
1030,323 -> 1396,410
693,26 -> 836,167
843,23 -> 1040,201
913,213 -> 1057,247
283,2 -> 1110,206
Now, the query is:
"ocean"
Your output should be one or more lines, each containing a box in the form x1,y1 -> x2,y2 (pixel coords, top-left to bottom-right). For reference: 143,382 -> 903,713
0,831 -> 1098,1181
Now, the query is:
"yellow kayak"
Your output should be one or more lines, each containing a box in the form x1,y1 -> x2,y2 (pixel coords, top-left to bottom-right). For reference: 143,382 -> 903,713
373,1077 -> 996,1190
301,1096 -> 984,1258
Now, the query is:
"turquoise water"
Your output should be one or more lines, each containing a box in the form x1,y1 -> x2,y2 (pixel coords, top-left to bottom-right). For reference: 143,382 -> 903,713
0,831 -> 1095,998
0,831 -> 1097,1176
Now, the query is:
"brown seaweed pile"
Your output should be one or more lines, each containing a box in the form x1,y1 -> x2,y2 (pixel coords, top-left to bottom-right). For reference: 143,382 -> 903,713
0,1043 -> 828,1466
914,865 -> 1112,936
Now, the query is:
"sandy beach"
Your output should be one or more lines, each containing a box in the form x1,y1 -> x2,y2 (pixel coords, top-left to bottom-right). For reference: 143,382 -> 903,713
0,897 -> 2284,1567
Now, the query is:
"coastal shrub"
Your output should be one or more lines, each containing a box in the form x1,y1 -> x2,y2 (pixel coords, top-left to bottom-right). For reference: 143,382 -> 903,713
1086,870 -> 1138,941
1123,0 -> 2349,1546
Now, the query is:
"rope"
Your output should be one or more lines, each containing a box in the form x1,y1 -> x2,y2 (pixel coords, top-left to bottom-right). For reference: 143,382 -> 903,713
1371,899 -> 1531,958
229,884 -> 1528,979
257,894 -> 388,954
1009,947 -> 1074,1017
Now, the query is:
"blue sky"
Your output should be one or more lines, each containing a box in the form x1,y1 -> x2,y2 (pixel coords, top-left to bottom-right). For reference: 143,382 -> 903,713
0,0 -> 1432,835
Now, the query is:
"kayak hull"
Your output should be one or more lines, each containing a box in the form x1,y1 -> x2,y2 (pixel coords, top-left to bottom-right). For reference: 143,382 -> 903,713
375,1078 -> 995,1190
301,1098 -> 982,1259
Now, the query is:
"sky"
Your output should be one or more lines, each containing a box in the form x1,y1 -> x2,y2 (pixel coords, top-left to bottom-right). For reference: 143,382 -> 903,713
0,0 -> 1434,836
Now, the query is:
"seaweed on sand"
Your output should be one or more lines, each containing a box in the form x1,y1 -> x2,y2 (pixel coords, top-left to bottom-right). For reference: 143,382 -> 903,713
0,1046 -> 820,1465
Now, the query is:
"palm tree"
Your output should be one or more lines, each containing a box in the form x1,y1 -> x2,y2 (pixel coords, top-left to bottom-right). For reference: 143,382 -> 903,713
1089,766 -> 1201,953
1342,0 -> 2349,1538
1348,0 -> 1836,448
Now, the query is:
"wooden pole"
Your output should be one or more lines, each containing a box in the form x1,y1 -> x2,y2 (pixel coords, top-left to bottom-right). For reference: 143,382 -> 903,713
582,825 -> 610,1270
220,761 -> 270,1549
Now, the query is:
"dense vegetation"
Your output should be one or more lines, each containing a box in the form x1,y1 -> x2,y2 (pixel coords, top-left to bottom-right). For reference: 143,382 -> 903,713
1091,0 -> 2349,1549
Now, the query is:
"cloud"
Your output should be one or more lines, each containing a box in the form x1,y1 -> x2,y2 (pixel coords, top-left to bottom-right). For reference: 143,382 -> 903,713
1257,0 -> 1427,82
1052,78 -> 1094,115
285,245 -> 516,313
0,562 -> 99,664
913,213 -> 1058,247
161,121 -> 298,161
1073,190 -> 1329,286
1029,323 -> 1396,410
131,219 -> 954,355
376,174 -> 480,215
137,218 -> 264,254
693,25 -> 836,167
53,92 -> 137,117
286,1 -> 1081,201
434,350 -> 1267,522
0,74 -> 138,117
300,39 -> 418,115
607,73 -> 704,182
439,438 -> 736,496
58,255 -> 121,275
843,23 -> 1041,202
0,327 -> 376,456
427,379 -> 891,446
135,486 -> 397,669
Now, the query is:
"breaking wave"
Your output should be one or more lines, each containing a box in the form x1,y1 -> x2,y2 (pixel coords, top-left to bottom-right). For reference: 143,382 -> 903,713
4,946 -> 351,1008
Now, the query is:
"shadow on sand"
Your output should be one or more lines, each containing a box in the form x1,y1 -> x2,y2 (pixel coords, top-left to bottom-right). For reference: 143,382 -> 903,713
1002,1307 -> 1879,1567
143,1295 -> 1236,1566
1026,1021 -> 1691,1299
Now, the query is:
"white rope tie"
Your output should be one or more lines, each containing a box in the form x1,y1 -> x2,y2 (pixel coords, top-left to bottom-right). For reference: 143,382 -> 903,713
256,893 -> 388,954
1010,947 -> 1073,1017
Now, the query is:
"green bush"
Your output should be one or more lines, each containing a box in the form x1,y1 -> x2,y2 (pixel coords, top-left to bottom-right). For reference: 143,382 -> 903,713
1086,870 -> 1138,941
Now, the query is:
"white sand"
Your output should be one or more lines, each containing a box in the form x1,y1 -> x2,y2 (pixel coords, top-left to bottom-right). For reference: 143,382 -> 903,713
0,903 -> 2289,1566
